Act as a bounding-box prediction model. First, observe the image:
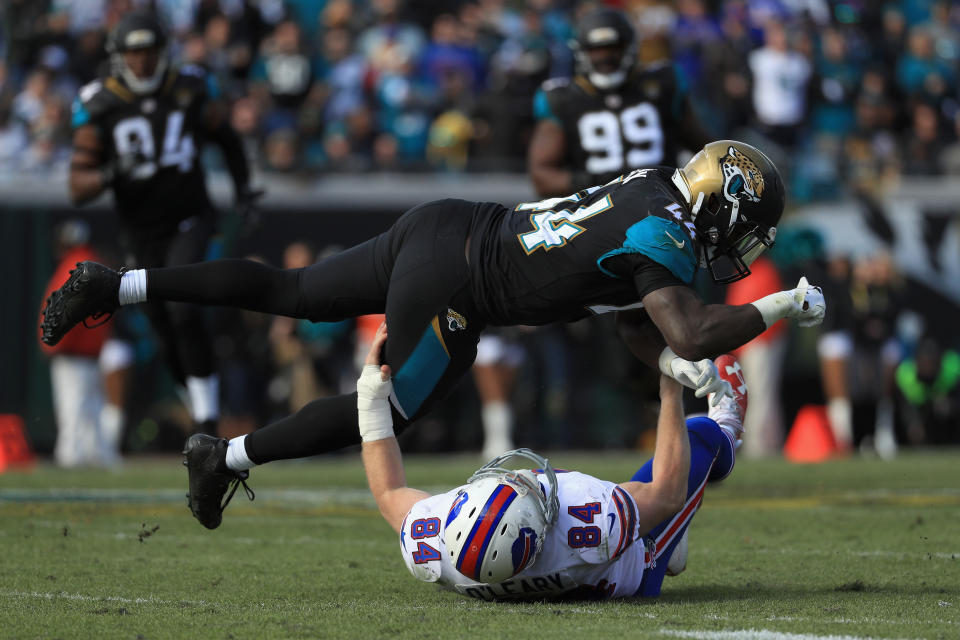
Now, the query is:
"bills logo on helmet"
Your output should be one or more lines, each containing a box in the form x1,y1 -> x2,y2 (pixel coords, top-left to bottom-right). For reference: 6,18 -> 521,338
720,146 -> 764,208
511,527 -> 539,574
447,491 -> 469,526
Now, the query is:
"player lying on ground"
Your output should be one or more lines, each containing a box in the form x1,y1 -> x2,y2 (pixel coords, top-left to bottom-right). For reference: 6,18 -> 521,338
40,140 -> 823,530
358,323 -> 748,599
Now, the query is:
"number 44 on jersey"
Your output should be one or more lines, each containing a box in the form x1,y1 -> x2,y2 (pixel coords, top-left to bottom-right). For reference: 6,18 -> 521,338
514,189 -> 613,254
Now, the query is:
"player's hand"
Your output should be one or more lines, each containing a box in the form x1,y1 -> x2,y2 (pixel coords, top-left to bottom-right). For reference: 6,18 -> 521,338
791,276 -> 826,327
363,322 -> 391,382
357,322 -> 393,442
659,348 -> 732,407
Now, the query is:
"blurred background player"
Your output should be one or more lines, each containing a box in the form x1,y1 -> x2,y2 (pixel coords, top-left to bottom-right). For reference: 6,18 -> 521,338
64,11 -> 259,434
39,219 -> 132,467
528,6 -> 711,197
359,322 -> 749,600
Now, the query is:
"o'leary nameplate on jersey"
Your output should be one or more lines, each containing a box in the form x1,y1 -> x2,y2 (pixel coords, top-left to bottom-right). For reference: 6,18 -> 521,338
450,571 -> 577,601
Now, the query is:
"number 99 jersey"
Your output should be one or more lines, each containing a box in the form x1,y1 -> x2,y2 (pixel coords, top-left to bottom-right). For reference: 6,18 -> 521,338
399,471 -> 651,601
71,64 -> 216,235
535,62 -> 702,187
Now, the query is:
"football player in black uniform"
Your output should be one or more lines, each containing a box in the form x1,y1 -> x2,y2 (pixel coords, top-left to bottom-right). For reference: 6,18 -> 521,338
41,140 -> 825,530
66,12 -> 259,432
521,7 -> 713,456
528,8 -> 712,198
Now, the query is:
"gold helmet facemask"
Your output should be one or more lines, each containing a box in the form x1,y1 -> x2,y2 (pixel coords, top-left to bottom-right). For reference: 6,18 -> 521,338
671,141 -> 784,283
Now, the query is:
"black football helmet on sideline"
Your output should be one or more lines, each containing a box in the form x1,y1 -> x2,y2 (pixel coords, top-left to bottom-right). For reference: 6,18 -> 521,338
571,8 -> 637,90
106,12 -> 169,95
671,140 -> 785,284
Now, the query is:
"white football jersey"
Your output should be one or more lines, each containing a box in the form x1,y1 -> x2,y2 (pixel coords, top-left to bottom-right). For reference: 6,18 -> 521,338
399,471 -> 650,600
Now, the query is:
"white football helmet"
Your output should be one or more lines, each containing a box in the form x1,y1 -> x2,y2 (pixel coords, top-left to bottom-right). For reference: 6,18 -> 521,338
444,449 -> 559,584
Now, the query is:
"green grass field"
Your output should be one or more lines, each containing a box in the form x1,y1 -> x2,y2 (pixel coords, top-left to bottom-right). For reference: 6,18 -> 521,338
2,450 -> 959,639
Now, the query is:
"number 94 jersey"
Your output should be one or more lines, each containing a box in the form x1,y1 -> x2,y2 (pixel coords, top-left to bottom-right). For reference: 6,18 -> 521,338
535,63 -> 698,186
399,471 -> 650,601
71,65 -> 216,233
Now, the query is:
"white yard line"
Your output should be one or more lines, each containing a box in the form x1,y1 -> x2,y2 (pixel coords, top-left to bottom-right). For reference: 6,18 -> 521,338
0,589 -> 210,607
750,547 -> 960,561
659,629 -> 913,640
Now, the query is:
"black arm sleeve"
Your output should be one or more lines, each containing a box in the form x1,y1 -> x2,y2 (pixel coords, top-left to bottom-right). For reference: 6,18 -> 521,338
603,253 -> 689,300
209,121 -> 250,194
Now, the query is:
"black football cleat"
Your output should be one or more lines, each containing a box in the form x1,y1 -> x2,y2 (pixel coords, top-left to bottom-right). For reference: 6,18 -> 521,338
40,261 -> 122,346
183,434 -> 255,530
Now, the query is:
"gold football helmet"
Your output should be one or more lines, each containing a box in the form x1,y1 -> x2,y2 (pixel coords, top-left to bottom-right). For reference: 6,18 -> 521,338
671,140 -> 785,283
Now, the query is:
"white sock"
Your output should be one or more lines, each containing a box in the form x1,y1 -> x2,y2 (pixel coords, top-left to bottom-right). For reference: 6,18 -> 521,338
225,435 -> 255,471
186,374 -> 220,423
482,401 -> 514,457
827,397 -> 853,448
99,403 -> 124,460
718,424 -> 742,450
118,269 -> 147,305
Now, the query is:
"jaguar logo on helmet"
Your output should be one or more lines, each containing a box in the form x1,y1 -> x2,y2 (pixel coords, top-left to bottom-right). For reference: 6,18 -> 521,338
720,145 -> 764,213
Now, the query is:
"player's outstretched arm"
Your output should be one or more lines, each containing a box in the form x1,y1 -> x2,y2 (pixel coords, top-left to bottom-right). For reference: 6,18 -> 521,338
358,323 -> 430,533
618,375 -> 690,532
641,278 -> 825,361
69,125 -> 110,205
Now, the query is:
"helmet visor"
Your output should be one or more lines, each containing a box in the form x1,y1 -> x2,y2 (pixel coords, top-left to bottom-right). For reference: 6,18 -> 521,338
734,228 -> 771,267
708,225 -> 775,284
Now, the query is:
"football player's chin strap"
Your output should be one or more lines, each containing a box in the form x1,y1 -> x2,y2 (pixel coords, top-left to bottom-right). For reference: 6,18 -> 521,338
469,448 -> 560,526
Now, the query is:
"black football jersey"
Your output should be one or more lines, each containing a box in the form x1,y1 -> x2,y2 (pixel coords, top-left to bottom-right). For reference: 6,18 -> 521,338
535,63 -> 701,188
72,64 -> 215,234
468,168 -> 700,326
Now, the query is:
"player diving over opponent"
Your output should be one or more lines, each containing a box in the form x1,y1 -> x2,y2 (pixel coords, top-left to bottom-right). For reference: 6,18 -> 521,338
40,140 -> 825,530
359,322 -> 748,599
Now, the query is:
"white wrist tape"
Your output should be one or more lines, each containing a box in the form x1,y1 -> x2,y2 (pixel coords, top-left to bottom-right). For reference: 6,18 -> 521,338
658,346 -> 679,377
750,291 -> 792,329
357,365 -> 394,442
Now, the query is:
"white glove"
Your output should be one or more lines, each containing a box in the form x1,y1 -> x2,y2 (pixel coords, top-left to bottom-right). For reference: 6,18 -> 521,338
750,276 -> 826,329
357,364 -> 394,442
659,347 -> 733,407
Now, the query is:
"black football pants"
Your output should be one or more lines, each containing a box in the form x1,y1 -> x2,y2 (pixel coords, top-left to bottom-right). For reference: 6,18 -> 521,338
147,199 -> 486,462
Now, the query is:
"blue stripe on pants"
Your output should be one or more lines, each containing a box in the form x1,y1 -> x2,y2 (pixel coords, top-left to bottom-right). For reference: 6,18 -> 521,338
391,319 -> 450,418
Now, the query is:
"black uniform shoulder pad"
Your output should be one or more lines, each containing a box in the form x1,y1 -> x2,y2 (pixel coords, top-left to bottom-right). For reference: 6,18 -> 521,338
72,77 -> 134,126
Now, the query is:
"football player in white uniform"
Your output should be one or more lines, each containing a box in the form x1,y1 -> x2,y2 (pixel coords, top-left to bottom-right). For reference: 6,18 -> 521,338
358,323 -> 748,600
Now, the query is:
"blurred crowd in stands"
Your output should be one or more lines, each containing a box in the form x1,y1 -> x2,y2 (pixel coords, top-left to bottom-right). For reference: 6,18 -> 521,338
2,0 -> 960,200
11,0 -> 960,462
